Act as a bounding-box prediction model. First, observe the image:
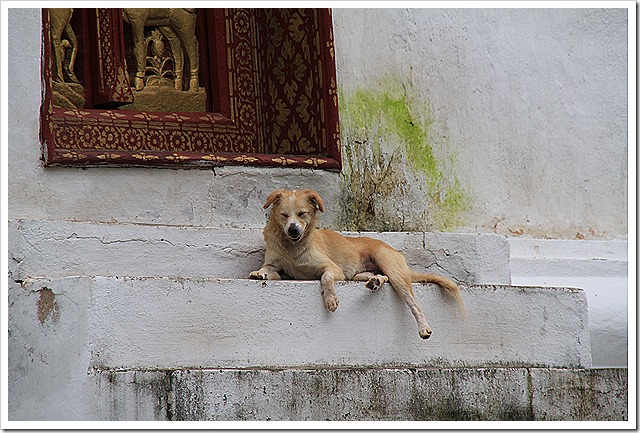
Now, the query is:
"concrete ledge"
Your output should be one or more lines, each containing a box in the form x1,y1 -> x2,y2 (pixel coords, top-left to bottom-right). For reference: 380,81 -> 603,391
508,237 -> 628,368
90,367 -> 628,421
17,276 -> 591,370
509,238 -> 627,278
8,219 -> 511,285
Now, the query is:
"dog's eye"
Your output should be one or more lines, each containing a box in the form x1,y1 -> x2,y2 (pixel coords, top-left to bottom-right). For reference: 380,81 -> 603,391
298,211 -> 307,217
281,213 -> 290,218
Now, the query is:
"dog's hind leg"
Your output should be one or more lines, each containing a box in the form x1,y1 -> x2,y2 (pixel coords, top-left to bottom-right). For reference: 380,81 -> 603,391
353,272 -> 388,291
374,247 -> 433,339
387,271 -> 433,339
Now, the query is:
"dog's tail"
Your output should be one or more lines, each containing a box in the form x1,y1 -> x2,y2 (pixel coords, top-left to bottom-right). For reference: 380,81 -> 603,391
411,272 -> 465,313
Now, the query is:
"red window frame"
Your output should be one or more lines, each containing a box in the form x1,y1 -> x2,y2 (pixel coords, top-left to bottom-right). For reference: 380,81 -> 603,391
40,8 -> 341,170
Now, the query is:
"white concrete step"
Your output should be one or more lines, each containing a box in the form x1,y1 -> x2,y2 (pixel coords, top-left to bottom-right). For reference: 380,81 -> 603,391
8,219 -> 511,285
88,367 -> 628,421
17,276 -> 591,370
508,237 -> 628,368
509,238 -> 628,278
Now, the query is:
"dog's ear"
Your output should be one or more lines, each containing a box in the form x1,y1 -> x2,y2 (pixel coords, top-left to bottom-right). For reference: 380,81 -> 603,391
263,189 -> 286,209
303,190 -> 324,212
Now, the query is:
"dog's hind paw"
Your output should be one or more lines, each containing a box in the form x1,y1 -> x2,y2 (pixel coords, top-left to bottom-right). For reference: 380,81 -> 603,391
419,327 -> 432,340
365,275 -> 388,291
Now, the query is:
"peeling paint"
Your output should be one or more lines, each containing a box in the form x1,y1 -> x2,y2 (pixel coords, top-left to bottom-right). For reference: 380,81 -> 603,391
337,78 -> 470,232
37,287 -> 59,325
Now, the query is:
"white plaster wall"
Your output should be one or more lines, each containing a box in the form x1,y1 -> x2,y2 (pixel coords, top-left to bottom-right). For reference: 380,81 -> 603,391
509,238 -> 628,367
333,8 -> 628,239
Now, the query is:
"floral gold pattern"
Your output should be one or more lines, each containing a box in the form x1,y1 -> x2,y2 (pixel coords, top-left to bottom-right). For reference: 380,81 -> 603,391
233,155 -> 259,164
61,151 -> 87,160
303,158 -> 327,167
97,153 -> 121,160
132,153 -> 160,161
165,153 -> 190,162
202,155 -> 228,162
272,156 -> 297,166
257,9 -> 325,156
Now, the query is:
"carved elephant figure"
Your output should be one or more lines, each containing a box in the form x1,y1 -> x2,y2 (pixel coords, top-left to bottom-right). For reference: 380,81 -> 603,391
122,8 -> 200,91
49,8 -> 79,83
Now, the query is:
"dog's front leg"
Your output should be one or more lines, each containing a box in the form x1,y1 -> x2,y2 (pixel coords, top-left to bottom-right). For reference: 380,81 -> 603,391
320,266 -> 344,312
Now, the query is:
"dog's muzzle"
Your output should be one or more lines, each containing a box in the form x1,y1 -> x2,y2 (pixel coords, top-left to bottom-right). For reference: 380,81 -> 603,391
287,224 -> 302,242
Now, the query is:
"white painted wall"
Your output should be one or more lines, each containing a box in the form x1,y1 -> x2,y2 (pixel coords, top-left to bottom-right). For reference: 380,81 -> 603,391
329,8 -> 630,369
333,8 -> 628,239
509,238 -> 628,367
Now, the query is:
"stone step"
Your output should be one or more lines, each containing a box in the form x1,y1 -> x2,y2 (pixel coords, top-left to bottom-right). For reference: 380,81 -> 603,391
8,219 -> 511,285
19,276 -> 591,371
89,367 -> 628,421
509,238 -> 628,278
508,237 -> 628,368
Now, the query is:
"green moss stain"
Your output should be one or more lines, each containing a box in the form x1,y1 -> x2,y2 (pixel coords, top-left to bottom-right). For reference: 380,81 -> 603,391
338,78 -> 470,231
437,178 -> 469,231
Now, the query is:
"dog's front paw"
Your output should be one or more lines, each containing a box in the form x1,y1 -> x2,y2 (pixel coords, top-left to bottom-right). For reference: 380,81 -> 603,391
324,293 -> 339,312
249,270 -> 267,280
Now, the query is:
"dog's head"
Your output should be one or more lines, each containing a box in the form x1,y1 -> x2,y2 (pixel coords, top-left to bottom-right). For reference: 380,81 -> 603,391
263,189 -> 324,243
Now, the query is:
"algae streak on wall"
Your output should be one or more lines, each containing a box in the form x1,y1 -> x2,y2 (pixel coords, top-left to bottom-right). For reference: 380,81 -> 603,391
337,80 -> 469,232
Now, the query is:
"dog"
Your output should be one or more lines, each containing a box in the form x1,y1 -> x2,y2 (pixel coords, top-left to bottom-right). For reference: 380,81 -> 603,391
249,189 -> 464,339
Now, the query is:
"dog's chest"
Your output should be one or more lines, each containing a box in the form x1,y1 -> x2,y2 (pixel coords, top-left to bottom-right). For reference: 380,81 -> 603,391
273,244 -> 325,279
283,252 -> 322,279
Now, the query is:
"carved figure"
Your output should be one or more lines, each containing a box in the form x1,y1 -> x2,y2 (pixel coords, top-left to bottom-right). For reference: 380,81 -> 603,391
49,8 -> 79,83
144,29 -> 178,87
122,8 -> 200,92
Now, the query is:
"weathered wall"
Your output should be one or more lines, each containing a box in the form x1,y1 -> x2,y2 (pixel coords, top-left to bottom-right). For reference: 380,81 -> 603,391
88,367 -> 629,421
334,8 -> 628,238
8,8 -> 629,238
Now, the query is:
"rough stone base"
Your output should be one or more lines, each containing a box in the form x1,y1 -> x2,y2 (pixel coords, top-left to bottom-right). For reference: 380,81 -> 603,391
90,367 -> 628,421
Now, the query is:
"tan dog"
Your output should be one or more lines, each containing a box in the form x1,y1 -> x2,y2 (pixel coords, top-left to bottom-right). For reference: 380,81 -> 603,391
249,189 -> 464,339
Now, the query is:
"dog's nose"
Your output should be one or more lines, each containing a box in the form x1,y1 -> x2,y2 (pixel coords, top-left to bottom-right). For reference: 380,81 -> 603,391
287,225 -> 301,238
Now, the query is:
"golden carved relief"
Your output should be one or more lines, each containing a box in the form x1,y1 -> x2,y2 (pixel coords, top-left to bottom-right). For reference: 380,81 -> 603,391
49,9 -> 85,109
122,8 -> 200,92
120,8 -> 206,112
49,8 -> 79,83
43,8 -> 341,170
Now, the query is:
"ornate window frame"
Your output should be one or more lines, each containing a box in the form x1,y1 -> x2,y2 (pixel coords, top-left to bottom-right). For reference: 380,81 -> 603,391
40,8 -> 341,170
